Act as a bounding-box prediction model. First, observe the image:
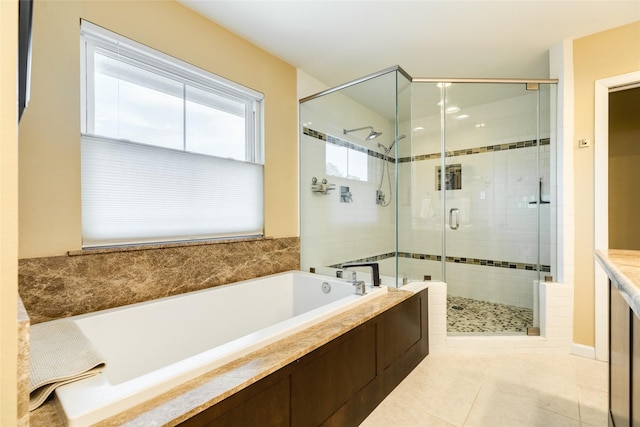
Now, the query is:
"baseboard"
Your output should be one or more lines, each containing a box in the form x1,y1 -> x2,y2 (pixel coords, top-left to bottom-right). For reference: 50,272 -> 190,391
570,343 -> 596,359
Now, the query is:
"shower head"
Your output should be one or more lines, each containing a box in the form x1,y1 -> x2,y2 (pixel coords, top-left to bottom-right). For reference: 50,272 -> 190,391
343,126 -> 382,141
366,129 -> 382,140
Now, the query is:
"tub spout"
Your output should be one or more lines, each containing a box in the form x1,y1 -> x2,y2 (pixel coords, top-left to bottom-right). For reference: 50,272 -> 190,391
340,262 -> 381,287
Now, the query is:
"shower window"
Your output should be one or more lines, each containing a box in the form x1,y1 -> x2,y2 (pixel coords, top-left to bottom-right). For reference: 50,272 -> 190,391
80,20 -> 265,248
325,142 -> 368,181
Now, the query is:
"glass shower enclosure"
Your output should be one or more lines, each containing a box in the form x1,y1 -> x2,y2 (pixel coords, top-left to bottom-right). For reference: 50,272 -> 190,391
300,67 -> 557,335
299,68 -> 412,286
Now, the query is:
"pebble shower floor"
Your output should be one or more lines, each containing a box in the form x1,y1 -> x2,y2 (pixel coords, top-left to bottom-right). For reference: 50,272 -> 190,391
447,295 -> 534,334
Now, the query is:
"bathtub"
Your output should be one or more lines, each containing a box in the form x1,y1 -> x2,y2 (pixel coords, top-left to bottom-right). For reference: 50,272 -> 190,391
52,271 -> 387,426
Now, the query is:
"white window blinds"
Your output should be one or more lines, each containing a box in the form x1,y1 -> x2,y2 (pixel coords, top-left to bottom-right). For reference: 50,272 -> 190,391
80,21 -> 264,247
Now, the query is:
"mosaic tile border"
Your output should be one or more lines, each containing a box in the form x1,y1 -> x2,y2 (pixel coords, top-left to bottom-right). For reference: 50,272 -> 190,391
303,127 -> 393,162
331,251 -> 551,273
398,138 -> 551,163
328,252 -> 396,268
303,127 -> 550,165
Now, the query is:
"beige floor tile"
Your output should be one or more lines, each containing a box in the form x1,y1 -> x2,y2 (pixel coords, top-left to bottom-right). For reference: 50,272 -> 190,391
482,355 -> 581,420
361,394 -> 456,427
359,353 -> 609,427
383,364 -> 481,426
572,357 -> 608,392
578,385 -> 608,426
464,384 -> 580,427
483,377 -> 580,420
411,353 -> 492,386
483,354 -> 577,385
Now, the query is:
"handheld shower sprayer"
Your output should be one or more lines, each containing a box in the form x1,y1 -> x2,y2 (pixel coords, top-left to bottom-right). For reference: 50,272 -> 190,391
377,134 -> 406,155
343,126 -> 381,141
376,135 -> 406,207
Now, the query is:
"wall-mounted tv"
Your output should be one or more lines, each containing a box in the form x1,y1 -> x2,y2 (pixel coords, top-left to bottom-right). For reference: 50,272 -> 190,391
18,0 -> 33,122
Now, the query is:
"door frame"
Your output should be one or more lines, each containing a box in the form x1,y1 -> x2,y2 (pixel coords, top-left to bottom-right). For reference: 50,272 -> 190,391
594,71 -> 640,361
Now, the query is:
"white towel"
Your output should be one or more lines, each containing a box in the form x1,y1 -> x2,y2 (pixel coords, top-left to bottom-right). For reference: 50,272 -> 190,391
29,319 -> 106,411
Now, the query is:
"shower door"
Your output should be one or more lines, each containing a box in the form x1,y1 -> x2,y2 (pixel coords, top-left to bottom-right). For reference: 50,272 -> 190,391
411,81 -> 555,335
444,83 -> 544,334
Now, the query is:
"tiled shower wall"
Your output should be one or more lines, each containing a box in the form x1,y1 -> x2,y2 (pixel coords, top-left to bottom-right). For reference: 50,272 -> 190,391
19,237 -> 300,324
300,129 -> 396,275
300,89 -> 397,278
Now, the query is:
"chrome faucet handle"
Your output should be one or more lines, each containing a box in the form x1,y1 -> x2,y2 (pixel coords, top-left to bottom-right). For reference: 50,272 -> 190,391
352,280 -> 366,296
337,269 -> 357,281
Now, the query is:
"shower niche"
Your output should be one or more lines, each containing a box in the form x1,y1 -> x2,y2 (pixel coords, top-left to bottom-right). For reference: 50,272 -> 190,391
299,66 -> 557,336
436,164 -> 462,191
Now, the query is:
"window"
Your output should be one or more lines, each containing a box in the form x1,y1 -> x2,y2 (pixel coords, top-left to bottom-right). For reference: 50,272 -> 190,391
80,21 -> 264,247
325,142 -> 368,181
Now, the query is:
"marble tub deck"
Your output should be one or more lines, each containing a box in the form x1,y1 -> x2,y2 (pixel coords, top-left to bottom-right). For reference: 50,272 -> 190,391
596,249 -> 640,317
30,285 -> 424,426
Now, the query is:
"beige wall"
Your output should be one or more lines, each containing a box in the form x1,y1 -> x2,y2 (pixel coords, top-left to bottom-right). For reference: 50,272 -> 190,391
0,0 -> 19,424
573,21 -> 640,346
18,0 -> 298,259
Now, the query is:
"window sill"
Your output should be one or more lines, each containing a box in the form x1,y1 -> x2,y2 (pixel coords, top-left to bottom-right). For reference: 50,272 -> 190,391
68,236 -> 271,257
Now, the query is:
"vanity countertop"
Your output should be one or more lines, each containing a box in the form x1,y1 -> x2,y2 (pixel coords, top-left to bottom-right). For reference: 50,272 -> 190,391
595,249 -> 640,318
29,283 -> 429,427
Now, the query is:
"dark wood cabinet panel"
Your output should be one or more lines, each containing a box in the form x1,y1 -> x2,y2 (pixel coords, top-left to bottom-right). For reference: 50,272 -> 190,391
180,370 -> 292,427
292,323 -> 378,426
380,291 -> 428,396
180,289 -> 429,427
610,281 -> 631,427
381,294 -> 421,370
633,314 -> 640,427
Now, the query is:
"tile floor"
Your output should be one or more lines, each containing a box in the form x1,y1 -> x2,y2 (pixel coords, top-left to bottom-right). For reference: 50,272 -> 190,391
360,353 -> 608,427
448,296 -> 534,334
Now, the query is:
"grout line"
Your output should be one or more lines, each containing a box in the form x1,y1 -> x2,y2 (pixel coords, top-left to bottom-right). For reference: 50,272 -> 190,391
461,382 -> 484,426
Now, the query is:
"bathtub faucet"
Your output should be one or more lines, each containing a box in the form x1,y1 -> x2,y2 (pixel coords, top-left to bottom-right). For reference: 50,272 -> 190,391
340,262 -> 381,287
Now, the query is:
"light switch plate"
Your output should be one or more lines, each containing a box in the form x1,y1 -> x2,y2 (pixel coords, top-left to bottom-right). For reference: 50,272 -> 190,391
578,139 -> 591,148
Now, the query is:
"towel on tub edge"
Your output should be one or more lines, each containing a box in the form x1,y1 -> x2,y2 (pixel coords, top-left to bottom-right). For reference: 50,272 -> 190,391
29,318 -> 106,411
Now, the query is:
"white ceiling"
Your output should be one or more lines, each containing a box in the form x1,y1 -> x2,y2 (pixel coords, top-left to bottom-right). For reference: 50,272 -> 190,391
178,0 -> 640,88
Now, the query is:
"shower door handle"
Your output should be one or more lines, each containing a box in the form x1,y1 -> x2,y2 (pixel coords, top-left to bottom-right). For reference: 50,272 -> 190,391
449,208 -> 460,230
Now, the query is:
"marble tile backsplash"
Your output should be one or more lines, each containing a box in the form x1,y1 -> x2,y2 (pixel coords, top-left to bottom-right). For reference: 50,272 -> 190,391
17,297 -> 30,427
19,237 -> 300,324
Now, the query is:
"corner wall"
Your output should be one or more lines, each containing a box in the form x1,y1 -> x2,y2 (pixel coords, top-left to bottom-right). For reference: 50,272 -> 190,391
0,0 -> 19,424
573,21 -> 640,346
18,0 -> 298,259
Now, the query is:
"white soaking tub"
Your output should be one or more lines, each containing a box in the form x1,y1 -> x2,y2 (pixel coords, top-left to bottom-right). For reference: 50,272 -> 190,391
53,271 -> 387,426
